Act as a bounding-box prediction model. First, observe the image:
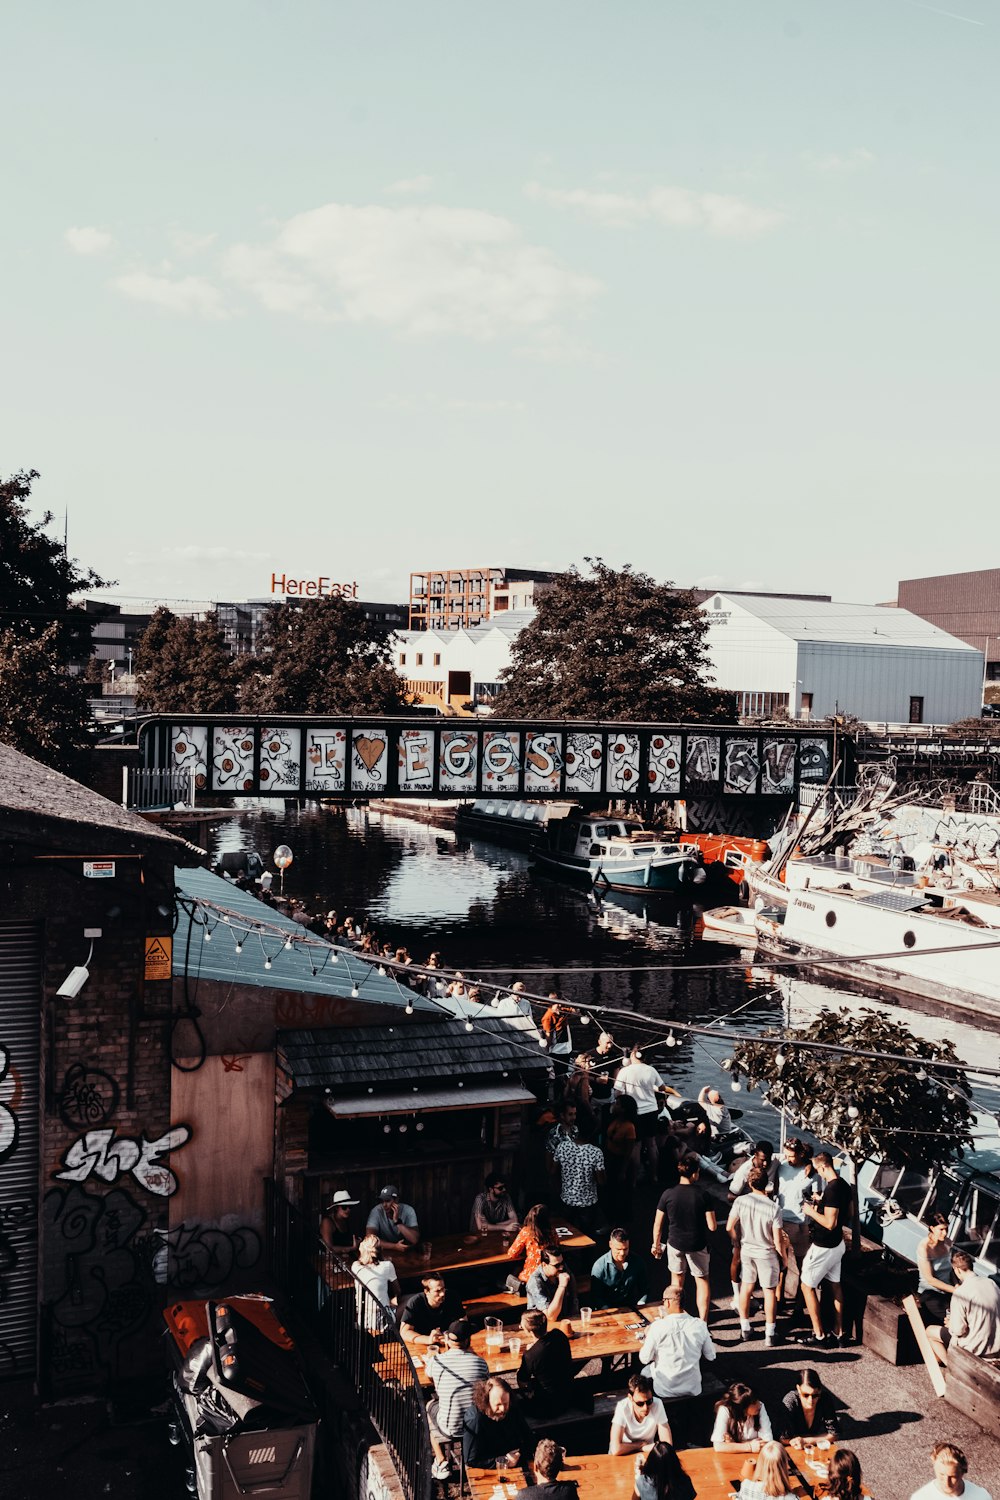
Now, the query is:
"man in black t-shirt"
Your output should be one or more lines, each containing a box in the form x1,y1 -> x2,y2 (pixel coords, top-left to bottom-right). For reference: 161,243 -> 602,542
399,1275 -> 463,1348
650,1153 -> 717,1321
794,1150 -> 852,1347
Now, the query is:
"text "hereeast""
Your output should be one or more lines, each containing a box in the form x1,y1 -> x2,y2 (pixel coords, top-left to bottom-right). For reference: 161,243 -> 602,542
271,574 -> 359,599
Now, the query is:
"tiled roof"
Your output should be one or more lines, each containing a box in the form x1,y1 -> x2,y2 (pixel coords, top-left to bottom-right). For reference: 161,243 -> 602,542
278,1014 -> 550,1092
174,865 -> 439,1010
0,741 -> 191,851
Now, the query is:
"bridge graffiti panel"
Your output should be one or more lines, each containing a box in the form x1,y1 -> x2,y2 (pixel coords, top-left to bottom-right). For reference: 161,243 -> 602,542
142,719 -> 835,801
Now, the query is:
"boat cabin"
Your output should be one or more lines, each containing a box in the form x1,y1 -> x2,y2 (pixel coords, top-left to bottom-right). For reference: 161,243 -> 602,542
551,816 -> 685,861
859,1147 -> 1000,1280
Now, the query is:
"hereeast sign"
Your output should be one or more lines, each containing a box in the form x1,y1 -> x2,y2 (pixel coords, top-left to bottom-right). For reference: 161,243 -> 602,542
270,573 -> 359,599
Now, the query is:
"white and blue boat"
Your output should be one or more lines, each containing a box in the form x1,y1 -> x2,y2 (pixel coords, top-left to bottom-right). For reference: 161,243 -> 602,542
532,812 -> 705,894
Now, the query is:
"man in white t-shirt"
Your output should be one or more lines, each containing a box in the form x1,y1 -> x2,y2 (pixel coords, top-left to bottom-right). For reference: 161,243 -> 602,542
638,1286 -> 716,1399
615,1047 -> 669,1178
910,1441 -> 993,1500
608,1374 -> 672,1455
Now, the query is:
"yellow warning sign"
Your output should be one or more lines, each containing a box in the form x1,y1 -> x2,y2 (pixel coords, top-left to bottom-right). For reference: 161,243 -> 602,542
145,935 -> 172,981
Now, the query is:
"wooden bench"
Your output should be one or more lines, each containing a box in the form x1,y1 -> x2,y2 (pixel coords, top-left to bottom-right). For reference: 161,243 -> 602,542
464,1291 -> 527,1325
944,1346 -> 1000,1431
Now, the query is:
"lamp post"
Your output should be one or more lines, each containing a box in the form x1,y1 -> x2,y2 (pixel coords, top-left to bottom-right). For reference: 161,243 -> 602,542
983,637 -> 992,708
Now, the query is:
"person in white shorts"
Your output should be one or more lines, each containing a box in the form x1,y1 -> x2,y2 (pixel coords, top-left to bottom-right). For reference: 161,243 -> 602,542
726,1167 -> 783,1345
794,1151 -> 851,1348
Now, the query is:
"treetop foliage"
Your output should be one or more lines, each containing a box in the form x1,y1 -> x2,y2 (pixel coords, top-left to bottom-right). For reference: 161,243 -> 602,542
0,625 -> 94,769
490,558 -> 734,722
134,608 -> 238,714
240,595 -> 407,715
729,1006 -> 975,1169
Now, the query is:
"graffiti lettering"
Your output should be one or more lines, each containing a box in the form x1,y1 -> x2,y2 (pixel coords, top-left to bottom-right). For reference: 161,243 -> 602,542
43,1186 -> 150,1378
58,1063 -> 120,1130
150,1221 -> 262,1289
55,1124 -> 192,1197
0,1046 -> 20,1164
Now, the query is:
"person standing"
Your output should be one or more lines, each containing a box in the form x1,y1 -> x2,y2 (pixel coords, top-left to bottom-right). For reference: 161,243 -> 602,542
652,1153 -> 717,1322
553,1121 -> 605,1235
727,1167 -> 784,1346
794,1152 -> 851,1347
910,1442 -> 993,1500
615,1047 -> 669,1180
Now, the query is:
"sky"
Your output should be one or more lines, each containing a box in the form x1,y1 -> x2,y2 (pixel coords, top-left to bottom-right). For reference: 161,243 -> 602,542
3,0 -> 997,612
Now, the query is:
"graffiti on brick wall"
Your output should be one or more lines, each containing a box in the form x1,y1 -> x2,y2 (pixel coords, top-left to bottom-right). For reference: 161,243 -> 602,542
42,1185 -> 150,1377
149,1220 -> 263,1288
57,1063 -> 121,1130
55,1124 -> 192,1197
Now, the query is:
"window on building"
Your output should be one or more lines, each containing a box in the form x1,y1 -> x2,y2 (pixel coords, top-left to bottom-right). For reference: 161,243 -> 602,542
909,696 -> 924,724
735,691 -> 790,718
416,653 -> 424,666
494,595 -> 509,611
398,653 -> 406,665
433,653 -> 441,666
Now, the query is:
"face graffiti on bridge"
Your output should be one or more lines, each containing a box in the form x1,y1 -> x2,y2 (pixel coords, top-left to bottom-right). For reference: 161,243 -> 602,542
55,1123 -> 193,1197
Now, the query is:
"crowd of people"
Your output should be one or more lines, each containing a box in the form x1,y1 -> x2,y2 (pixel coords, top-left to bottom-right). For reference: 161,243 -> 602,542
316,1029 -> 996,1498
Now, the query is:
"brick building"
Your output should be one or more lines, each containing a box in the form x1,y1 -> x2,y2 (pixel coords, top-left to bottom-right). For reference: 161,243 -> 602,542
897,568 -> 1000,684
0,743 -> 197,1396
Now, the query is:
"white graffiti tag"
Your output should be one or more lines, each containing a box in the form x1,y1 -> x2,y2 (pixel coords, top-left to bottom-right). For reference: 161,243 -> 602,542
55,1124 -> 192,1197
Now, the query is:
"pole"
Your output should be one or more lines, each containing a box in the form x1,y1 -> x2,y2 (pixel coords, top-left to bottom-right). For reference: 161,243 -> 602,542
984,637 -> 990,707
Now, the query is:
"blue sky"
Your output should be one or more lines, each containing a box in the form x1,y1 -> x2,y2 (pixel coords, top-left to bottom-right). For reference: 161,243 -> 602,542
3,0 -> 996,609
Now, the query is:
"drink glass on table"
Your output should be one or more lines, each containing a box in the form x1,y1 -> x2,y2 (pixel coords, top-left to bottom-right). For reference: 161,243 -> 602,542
421,1241 -> 433,1262
579,1306 -> 592,1331
507,1336 -> 521,1360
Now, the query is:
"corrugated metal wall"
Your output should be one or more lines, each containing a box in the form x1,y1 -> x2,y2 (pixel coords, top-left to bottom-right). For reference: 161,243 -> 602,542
0,922 -> 42,1380
796,642 -> 983,723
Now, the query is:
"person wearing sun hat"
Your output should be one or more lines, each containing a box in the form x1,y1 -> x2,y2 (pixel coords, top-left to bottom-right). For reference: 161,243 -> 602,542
321,1188 -> 360,1251
367,1184 -> 421,1250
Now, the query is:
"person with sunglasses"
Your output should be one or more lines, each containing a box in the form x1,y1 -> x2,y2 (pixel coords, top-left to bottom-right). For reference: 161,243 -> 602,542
470,1174 -> 519,1234
778,1368 -> 839,1443
526,1246 -> 580,1325
610,1374 -> 673,1455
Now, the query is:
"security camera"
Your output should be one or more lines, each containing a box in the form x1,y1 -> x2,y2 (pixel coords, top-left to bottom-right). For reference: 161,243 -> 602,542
56,966 -> 90,999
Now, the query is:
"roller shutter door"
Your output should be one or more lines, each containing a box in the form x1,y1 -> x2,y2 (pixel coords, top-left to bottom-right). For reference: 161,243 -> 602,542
0,921 -> 42,1379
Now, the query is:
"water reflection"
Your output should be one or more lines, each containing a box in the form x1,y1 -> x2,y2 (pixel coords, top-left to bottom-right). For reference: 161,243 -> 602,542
208,804 -> 1000,1140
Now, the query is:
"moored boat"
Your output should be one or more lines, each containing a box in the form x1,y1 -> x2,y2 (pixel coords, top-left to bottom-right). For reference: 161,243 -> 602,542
532,812 -> 706,893
454,797 -> 578,849
699,904 -> 758,946
678,832 -> 772,895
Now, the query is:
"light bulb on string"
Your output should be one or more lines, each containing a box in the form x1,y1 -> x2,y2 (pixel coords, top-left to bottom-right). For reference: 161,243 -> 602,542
284,936 -> 293,951
235,940 -> 243,955
916,1068 -> 928,1081
331,951 -> 339,964
847,1103 -> 859,1119
351,984 -> 359,998
465,1018 -> 474,1032
203,927 -> 212,943
666,1031 -> 677,1048
221,915 -> 230,924
405,1000 -> 414,1015
264,957 -> 272,970
775,1052 -> 786,1067
580,1014 -> 591,1026
378,965 -> 387,977
415,1121 -> 424,1132
731,1080 -> 742,1093
383,1123 -> 391,1135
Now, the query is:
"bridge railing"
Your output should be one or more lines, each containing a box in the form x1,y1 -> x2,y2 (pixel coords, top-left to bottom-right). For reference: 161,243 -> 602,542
124,766 -> 195,811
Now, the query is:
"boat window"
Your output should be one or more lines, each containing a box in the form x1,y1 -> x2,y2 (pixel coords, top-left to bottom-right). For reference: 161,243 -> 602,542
580,826 -> 593,839
892,1166 -> 936,1219
724,851 -> 745,869
920,1171 -> 963,1225
596,824 -> 621,838
953,1185 -> 1000,1263
870,1161 -> 905,1199
825,911 -> 837,927
659,844 -> 679,856
590,844 -> 605,856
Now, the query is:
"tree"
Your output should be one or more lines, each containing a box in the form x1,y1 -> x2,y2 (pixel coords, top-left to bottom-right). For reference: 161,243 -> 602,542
490,559 -> 734,721
134,608 -> 239,713
0,625 -> 94,767
239,596 -> 407,715
0,469 -> 108,659
728,1006 -> 975,1241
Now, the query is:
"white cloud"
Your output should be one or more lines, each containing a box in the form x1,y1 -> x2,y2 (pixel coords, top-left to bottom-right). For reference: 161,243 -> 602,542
171,228 -> 218,256
221,202 -> 600,340
114,271 -> 231,320
801,147 -> 876,174
525,181 -> 784,238
385,174 -> 434,196
65,225 -> 114,255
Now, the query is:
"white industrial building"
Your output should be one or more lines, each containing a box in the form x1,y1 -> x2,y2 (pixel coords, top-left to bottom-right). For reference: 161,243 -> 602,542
700,593 -> 983,726
395,611 -> 535,711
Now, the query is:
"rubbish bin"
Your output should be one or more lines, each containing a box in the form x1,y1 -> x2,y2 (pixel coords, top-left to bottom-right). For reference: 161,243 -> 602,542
164,1295 -> 318,1499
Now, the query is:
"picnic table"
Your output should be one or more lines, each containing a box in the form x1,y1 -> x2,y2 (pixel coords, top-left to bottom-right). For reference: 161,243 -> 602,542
467,1444 -> 819,1500
395,1221 -> 595,1282
405,1304 -> 650,1389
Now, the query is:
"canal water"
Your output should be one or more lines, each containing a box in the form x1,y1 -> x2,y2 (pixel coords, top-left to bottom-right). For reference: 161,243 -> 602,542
209,804 -> 1000,1139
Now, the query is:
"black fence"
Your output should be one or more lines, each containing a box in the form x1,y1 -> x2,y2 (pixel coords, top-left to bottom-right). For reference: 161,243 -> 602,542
266,1183 -> 434,1500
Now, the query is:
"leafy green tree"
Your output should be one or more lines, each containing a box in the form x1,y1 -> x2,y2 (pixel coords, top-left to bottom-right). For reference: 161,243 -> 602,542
490,559 -> 734,721
0,469 -> 108,659
240,596 -> 407,715
134,608 -> 238,713
0,625 -> 94,767
729,1007 -> 975,1240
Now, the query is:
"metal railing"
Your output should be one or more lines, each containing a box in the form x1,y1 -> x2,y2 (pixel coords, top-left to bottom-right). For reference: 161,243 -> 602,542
266,1183 -> 433,1500
124,765 -> 195,810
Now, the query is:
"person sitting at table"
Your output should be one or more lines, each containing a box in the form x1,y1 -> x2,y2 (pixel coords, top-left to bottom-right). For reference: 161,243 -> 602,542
425,1319 -> 489,1482
712,1381 -> 774,1453
610,1373 -> 673,1456
470,1173 -> 520,1235
826,1449 -> 865,1500
639,1286 -> 717,1400
516,1310 -> 579,1418
737,1441 -> 797,1500
462,1376 -> 533,1468
506,1203 -> 559,1294
399,1274 -> 463,1348
591,1228 -> 648,1310
366,1185 -> 420,1251
917,1213 -> 954,1327
778,1368 -> 840,1443
526,1247 -> 580,1324
520,1439 -> 580,1500
320,1189 -> 359,1252
632,1440 -> 696,1500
